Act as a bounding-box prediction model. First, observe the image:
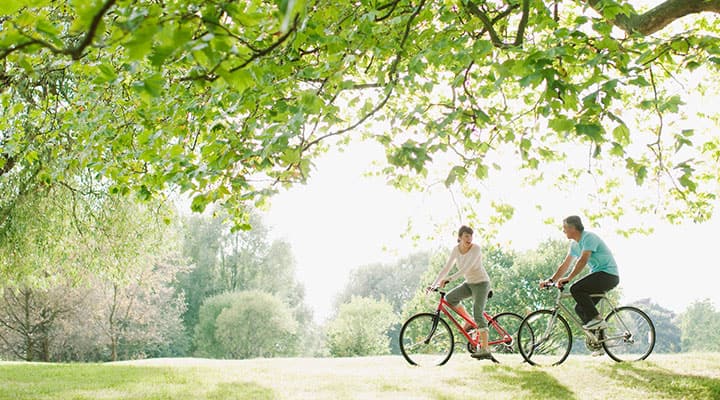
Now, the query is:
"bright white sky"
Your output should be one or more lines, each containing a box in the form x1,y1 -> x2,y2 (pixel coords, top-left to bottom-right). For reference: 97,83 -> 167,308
262,139 -> 720,324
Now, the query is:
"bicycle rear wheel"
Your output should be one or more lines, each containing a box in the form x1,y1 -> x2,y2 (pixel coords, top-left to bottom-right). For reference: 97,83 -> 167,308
399,313 -> 454,366
602,306 -> 655,362
488,312 -> 524,363
518,309 -> 572,366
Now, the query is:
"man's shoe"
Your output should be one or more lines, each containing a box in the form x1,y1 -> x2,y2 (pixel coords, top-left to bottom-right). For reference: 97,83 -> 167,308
582,319 -> 607,331
591,349 -> 605,357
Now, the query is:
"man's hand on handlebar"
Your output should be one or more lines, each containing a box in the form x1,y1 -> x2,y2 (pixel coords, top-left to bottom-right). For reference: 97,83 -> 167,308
540,277 -> 571,289
557,277 -> 570,288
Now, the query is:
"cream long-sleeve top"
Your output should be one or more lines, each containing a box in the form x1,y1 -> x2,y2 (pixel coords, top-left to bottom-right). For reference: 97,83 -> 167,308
432,244 -> 489,287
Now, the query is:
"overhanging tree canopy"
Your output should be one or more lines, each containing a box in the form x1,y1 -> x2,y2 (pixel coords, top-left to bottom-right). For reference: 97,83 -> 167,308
1,0 -> 719,230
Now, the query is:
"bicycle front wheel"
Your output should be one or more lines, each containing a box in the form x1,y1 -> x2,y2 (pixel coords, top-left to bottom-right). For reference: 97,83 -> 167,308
602,306 -> 655,362
488,312 -> 524,364
518,309 -> 572,366
399,313 -> 454,366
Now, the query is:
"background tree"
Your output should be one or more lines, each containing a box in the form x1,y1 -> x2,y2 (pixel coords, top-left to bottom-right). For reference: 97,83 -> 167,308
0,182 -> 188,361
630,298 -> 681,353
0,284 -> 76,361
175,213 -> 224,336
194,290 -> 298,359
326,296 -> 398,357
332,251 -> 429,354
333,252 -> 430,315
680,299 -> 720,352
176,210 -> 316,355
487,239 -> 568,315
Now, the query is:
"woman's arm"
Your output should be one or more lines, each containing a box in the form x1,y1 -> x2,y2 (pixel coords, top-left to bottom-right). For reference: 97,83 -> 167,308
433,247 -> 457,287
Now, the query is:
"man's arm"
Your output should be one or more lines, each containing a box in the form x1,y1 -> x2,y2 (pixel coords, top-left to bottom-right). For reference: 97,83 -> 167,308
558,250 -> 591,287
541,254 -> 574,288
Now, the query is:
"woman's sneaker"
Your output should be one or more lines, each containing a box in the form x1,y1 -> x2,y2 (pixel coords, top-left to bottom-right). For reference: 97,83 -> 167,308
471,348 -> 492,360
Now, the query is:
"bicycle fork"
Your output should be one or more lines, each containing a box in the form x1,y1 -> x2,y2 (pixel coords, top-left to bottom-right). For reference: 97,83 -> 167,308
422,311 -> 442,344
536,311 -> 560,348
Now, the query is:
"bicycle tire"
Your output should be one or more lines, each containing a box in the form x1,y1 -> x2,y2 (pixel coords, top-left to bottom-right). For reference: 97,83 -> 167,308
399,313 -> 454,366
488,312 -> 524,363
602,306 -> 655,362
518,309 -> 572,366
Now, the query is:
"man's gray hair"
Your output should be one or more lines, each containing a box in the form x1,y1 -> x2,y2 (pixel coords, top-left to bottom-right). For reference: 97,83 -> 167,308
563,215 -> 584,232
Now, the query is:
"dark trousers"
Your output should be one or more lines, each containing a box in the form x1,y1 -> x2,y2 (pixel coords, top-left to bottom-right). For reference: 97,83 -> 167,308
570,271 -> 619,324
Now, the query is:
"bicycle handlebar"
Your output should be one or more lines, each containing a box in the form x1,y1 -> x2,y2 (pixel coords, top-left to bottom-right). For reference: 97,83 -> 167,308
541,281 -> 566,291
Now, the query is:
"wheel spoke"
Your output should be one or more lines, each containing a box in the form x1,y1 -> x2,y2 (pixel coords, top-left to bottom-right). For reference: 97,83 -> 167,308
488,312 -> 524,363
399,313 -> 454,366
602,307 -> 655,362
518,310 -> 572,366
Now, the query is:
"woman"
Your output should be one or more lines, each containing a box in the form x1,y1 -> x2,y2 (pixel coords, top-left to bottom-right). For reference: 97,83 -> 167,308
432,225 -> 492,359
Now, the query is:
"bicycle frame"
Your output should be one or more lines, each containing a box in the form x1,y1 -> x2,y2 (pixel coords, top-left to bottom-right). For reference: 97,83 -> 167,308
434,290 -> 513,347
543,287 -> 627,345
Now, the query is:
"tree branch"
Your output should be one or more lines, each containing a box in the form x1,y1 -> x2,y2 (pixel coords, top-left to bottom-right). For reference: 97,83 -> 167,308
464,0 -> 527,48
585,0 -> 720,35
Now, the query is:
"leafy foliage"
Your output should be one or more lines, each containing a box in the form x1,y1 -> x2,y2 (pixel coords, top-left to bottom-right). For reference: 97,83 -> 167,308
332,252 -> 430,315
0,186 -> 187,362
194,290 -> 302,359
176,210 -> 315,354
630,298 -> 681,353
680,298 -> 720,352
2,0 -> 719,244
326,296 -> 397,357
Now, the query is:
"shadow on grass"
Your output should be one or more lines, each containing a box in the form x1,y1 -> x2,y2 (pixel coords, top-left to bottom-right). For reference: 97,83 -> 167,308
486,365 -> 578,400
441,365 -> 576,400
602,362 -> 720,400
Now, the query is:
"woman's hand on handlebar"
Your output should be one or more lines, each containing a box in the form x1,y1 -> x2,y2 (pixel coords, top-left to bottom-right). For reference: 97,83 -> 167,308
426,280 -> 450,293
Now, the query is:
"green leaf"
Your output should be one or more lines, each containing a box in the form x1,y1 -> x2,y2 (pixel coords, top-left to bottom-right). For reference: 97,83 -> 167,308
191,194 -> 210,213
219,68 -> 253,93
142,74 -> 164,97
659,95 -> 683,113
0,0 -> 23,15
280,148 -> 301,164
548,117 -> 575,133
575,123 -> 604,142
123,24 -> 159,61
670,39 -> 689,53
445,165 -> 467,187
94,62 -> 118,84
612,124 -> 630,145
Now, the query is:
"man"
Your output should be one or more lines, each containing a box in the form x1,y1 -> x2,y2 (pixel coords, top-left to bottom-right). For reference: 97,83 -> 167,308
540,216 -> 620,330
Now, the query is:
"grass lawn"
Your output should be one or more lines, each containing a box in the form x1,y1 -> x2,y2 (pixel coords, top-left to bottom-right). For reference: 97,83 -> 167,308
1,353 -> 719,399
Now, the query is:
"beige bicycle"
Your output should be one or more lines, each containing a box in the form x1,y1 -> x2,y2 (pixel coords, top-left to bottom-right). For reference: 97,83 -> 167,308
517,283 -> 655,366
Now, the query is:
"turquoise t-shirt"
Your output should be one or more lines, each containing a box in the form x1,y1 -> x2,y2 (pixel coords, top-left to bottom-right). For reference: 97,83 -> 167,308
568,231 -> 619,276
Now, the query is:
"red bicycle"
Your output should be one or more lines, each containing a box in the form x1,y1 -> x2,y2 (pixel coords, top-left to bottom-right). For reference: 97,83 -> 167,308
399,287 -> 524,366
